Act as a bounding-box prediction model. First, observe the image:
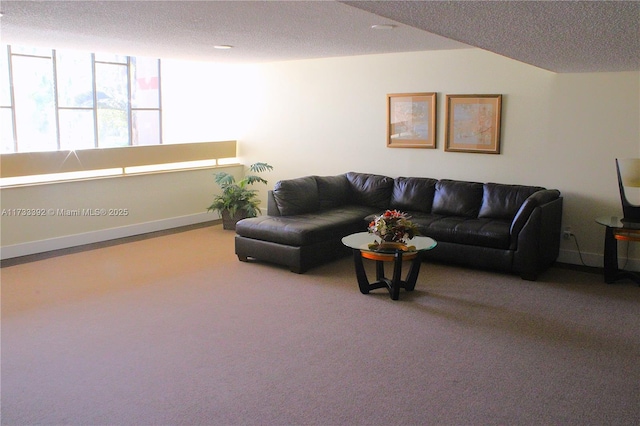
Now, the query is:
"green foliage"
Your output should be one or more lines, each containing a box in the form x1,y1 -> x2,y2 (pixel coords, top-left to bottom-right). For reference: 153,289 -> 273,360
207,162 -> 274,218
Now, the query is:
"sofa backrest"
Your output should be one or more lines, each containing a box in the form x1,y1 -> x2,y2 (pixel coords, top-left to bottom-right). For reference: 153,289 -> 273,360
271,174 -> 354,215
432,179 -> 484,217
390,177 -> 438,213
346,172 -> 394,209
272,175 -> 319,216
316,174 -> 351,210
479,183 -> 545,221
270,173 -> 551,221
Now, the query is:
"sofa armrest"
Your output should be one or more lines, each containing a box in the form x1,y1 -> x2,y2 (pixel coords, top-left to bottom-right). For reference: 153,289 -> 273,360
510,189 -> 561,239
267,190 -> 281,216
512,195 -> 563,280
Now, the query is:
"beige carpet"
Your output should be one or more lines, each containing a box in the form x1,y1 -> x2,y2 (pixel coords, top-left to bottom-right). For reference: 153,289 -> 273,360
2,224 -> 639,425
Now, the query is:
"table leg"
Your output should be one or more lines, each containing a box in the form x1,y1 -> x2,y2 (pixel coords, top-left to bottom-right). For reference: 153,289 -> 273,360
404,254 -> 423,291
352,249 -> 371,294
376,260 -> 385,281
603,226 -> 640,285
603,226 -> 618,283
390,252 -> 403,300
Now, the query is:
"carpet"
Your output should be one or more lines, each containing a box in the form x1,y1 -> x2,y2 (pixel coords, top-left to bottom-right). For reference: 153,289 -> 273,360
2,224 -> 639,425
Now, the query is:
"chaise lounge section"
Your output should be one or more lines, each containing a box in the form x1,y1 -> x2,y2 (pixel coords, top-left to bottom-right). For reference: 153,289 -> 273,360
234,172 -> 562,280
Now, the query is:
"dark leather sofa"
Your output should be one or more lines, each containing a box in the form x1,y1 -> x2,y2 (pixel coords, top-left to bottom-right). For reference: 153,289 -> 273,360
235,172 -> 562,280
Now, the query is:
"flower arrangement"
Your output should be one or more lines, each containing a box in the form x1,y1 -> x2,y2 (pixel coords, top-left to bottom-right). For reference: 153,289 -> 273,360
368,210 -> 419,245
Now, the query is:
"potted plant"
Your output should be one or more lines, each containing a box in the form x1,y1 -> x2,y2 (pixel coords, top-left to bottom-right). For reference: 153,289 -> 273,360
367,209 -> 419,250
208,162 -> 274,230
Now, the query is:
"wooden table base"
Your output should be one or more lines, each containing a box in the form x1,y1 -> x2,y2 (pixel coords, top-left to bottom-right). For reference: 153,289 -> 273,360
351,249 -> 423,300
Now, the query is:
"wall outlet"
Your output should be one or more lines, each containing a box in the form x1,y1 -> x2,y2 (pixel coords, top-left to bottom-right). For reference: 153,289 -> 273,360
563,226 -> 573,240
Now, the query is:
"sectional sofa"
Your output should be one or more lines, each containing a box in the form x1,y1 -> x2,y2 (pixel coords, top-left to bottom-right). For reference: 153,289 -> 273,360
234,172 -> 562,280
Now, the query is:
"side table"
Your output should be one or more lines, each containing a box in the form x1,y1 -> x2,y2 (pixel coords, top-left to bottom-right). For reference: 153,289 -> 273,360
341,232 -> 437,300
595,216 -> 640,285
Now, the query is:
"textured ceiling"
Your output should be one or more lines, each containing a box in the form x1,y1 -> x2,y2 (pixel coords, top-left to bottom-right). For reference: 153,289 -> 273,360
0,1 -> 468,63
1,1 -> 638,73
344,0 -> 640,73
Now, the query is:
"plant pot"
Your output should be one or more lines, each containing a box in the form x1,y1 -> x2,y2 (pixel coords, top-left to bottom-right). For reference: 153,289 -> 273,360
221,209 -> 250,230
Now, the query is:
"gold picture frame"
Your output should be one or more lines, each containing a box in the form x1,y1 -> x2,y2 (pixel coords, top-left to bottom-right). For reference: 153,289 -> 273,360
445,94 -> 502,154
387,92 -> 437,149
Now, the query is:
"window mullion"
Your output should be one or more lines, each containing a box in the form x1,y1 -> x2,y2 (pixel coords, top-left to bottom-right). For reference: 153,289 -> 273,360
52,49 -> 61,150
7,46 -> 18,152
127,56 -> 133,146
157,59 -> 163,145
91,53 -> 99,148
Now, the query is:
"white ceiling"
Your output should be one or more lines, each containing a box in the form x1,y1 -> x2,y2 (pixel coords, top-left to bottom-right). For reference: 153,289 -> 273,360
1,0 -> 638,73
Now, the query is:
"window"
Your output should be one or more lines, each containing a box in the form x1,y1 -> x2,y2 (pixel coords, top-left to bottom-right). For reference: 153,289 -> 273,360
0,45 -> 162,153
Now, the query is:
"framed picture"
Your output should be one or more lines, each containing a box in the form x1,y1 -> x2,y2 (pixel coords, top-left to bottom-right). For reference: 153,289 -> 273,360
445,94 -> 502,154
387,92 -> 437,148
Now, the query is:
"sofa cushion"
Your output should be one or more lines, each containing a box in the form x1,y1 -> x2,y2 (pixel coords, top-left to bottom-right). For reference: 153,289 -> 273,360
432,180 -> 483,218
316,174 -> 351,210
346,172 -> 393,209
410,213 -> 511,250
479,183 -> 544,220
235,205 -> 377,246
273,176 -> 319,216
390,177 -> 437,213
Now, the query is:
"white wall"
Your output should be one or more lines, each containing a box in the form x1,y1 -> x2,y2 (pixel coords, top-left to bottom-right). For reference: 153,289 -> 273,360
3,48 -> 639,269
237,49 -> 640,269
161,61 -> 263,144
0,165 -> 243,258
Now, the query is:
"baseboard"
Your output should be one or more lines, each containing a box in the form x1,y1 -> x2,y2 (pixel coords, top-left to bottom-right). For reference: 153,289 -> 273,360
557,248 -> 601,269
558,247 -> 640,272
6,224 -> 640,273
1,212 -> 218,261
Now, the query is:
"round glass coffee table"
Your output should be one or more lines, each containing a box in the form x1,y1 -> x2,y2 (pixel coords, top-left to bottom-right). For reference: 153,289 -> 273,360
341,232 -> 437,300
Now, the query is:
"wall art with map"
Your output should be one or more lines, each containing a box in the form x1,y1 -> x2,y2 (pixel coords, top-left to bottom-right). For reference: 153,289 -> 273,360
445,94 -> 502,154
387,93 -> 437,149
